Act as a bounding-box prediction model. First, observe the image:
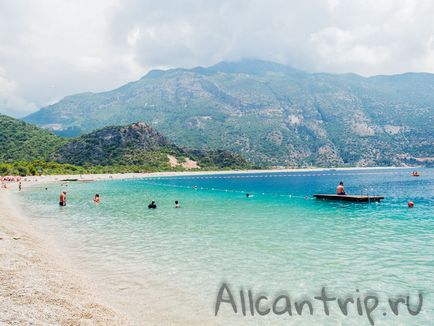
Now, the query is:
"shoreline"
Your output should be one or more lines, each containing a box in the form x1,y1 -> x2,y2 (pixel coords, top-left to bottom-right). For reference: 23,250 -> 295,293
8,166 -> 414,188
0,190 -> 128,325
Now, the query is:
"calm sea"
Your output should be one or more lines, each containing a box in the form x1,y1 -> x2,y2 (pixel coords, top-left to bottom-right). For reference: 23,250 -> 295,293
18,168 -> 434,325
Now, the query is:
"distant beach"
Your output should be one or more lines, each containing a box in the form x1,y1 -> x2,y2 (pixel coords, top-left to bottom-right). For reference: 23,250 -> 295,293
5,166 -> 407,188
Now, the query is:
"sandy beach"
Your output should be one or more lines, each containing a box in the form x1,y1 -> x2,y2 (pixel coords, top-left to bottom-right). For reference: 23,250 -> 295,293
0,190 -> 128,325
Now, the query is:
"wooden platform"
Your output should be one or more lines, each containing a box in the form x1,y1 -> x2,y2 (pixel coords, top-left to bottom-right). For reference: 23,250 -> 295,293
313,194 -> 384,202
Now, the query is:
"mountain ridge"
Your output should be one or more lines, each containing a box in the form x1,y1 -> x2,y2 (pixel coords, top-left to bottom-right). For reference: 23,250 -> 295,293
24,59 -> 434,167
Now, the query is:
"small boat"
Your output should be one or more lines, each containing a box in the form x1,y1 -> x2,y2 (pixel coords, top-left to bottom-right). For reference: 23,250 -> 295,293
61,178 -> 79,182
313,194 -> 384,202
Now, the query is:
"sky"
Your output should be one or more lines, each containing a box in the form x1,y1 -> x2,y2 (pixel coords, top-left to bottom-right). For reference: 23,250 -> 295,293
1,0 -> 434,117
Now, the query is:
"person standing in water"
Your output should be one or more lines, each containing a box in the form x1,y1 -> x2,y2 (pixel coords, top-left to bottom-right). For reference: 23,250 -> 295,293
148,200 -> 157,209
59,191 -> 67,206
336,181 -> 346,195
18,181 -> 22,191
93,194 -> 100,204
175,200 -> 180,208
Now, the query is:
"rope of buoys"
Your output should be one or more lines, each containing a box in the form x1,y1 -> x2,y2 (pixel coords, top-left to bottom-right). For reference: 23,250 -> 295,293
142,170 -> 410,182
139,170 -> 411,201
140,181 -> 310,200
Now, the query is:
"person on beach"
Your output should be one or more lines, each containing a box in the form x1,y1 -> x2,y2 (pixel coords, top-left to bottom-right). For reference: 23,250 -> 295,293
148,200 -> 157,209
18,182 -> 22,191
59,191 -> 67,206
336,181 -> 346,195
93,194 -> 100,204
175,200 -> 180,208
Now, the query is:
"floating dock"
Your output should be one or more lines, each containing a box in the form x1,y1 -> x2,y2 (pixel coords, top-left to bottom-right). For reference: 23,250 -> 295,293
313,194 -> 384,202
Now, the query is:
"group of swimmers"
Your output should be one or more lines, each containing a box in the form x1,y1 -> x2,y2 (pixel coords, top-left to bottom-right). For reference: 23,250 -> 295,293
59,192 -> 100,206
59,191 -> 180,209
147,200 -> 180,209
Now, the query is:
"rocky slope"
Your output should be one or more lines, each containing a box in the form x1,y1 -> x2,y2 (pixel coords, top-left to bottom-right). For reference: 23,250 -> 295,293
50,122 -> 251,169
51,122 -> 182,167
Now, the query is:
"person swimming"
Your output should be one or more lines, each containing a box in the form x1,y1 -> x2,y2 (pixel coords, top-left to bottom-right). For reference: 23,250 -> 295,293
148,200 -> 157,209
175,200 -> 180,208
93,194 -> 100,204
336,181 -> 346,195
59,191 -> 67,206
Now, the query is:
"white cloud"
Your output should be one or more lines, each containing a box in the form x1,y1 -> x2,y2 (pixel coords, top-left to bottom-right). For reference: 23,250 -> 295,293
0,68 -> 36,116
1,0 -> 434,117
310,27 -> 389,68
127,26 -> 142,46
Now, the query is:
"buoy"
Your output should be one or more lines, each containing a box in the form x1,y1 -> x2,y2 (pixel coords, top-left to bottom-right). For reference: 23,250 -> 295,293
408,201 -> 414,208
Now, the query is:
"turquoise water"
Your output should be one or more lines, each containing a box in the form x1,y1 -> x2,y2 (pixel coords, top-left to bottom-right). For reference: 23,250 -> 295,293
19,168 -> 433,325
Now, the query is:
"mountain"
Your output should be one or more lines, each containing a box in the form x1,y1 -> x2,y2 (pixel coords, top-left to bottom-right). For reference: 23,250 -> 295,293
51,122 -> 251,169
51,122 -> 183,167
0,114 -> 66,162
24,59 -> 434,167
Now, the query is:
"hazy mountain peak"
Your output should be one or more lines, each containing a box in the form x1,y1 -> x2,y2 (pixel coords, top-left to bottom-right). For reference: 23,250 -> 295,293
144,59 -> 304,78
206,58 -> 304,75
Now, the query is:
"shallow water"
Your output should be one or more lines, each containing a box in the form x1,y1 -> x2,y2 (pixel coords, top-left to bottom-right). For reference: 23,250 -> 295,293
19,168 -> 434,325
